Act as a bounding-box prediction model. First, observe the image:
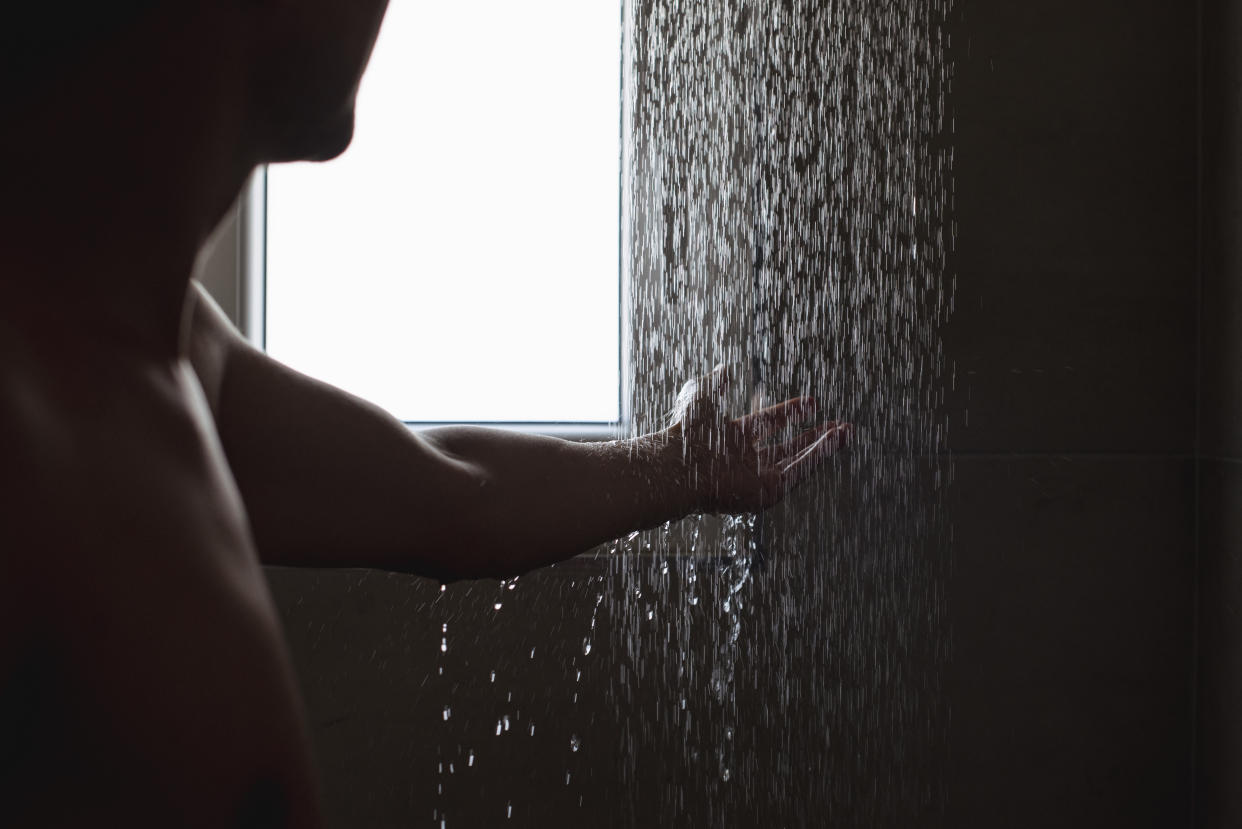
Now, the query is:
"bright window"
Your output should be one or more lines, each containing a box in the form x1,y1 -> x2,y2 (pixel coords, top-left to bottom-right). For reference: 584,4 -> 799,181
264,1 -> 621,425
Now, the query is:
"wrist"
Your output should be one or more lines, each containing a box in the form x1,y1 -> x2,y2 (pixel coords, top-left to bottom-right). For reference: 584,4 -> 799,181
632,426 -> 700,517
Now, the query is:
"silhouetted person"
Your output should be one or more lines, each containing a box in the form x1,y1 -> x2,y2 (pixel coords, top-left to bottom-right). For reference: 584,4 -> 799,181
0,2 -> 848,826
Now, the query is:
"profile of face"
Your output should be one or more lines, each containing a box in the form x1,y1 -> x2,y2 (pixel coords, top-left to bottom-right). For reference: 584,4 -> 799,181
246,0 -> 392,164
7,1 -> 391,166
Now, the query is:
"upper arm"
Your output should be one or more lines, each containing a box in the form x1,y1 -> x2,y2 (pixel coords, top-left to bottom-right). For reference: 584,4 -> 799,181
230,408 -> 494,577
188,318 -> 494,576
180,280 -> 526,578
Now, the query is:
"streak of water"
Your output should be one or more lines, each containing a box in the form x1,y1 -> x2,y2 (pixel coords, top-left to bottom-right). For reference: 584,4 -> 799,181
608,0 -> 955,823
419,1 -> 952,822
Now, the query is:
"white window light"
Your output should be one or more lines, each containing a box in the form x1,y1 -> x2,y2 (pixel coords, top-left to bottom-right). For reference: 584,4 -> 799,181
246,1 -> 624,436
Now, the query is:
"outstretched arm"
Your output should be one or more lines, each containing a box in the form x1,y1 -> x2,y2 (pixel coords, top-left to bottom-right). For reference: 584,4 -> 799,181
185,282 -> 847,581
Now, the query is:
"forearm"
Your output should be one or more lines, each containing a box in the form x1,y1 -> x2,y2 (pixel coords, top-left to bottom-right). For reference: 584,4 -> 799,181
420,426 -> 696,574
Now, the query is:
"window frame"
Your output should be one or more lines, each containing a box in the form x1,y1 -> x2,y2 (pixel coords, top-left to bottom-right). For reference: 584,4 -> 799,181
233,4 -> 632,441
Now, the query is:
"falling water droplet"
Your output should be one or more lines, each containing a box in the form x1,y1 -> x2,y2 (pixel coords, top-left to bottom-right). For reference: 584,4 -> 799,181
415,0 -> 954,820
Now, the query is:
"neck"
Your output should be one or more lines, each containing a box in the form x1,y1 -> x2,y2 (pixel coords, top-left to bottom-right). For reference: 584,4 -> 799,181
0,9 -> 253,358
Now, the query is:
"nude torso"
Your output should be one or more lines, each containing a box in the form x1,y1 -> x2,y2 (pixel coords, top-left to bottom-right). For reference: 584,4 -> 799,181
0,316 -> 323,828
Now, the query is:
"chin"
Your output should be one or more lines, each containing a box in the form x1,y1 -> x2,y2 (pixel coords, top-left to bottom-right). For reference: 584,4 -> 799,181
268,110 -> 357,164
305,114 -> 357,163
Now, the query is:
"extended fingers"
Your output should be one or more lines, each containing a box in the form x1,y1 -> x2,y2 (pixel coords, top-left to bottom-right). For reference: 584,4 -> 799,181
738,397 -> 818,440
759,420 -> 838,465
777,423 -> 852,490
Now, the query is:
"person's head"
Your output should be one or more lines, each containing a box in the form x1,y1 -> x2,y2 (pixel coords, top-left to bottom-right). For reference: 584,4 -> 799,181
3,0 -> 392,164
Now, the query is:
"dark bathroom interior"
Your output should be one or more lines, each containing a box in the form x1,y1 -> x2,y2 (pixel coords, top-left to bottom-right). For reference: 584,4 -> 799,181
181,0 -> 1239,825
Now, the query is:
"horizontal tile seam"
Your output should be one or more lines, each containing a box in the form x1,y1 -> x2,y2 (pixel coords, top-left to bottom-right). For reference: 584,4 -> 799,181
1197,455 -> 1242,465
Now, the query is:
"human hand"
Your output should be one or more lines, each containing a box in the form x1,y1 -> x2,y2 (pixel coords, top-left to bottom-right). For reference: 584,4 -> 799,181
663,366 -> 851,514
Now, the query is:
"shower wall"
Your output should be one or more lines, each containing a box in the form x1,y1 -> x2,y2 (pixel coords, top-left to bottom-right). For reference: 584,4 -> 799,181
1198,0 -> 1242,825
938,0 -> 1197,824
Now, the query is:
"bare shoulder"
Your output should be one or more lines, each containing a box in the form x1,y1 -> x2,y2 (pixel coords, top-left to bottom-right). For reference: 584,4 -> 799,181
0,328 -> 322,826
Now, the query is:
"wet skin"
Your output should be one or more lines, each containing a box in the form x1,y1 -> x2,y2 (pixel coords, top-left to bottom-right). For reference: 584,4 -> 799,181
0,1 -> 847,825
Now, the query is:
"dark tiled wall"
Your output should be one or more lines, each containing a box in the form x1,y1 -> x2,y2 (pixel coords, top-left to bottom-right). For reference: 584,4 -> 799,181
941,1 -> 1198,823
1198,0 -> 1242,825
1197,464 -> 1242,826
944,0 -> 1198,454
945,460 -> 1193,826
1201,0 -> 1242,462
265,566 -> 631,827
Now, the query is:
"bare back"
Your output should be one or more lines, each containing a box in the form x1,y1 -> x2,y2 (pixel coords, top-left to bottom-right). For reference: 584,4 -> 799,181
0,311 -> 323,828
